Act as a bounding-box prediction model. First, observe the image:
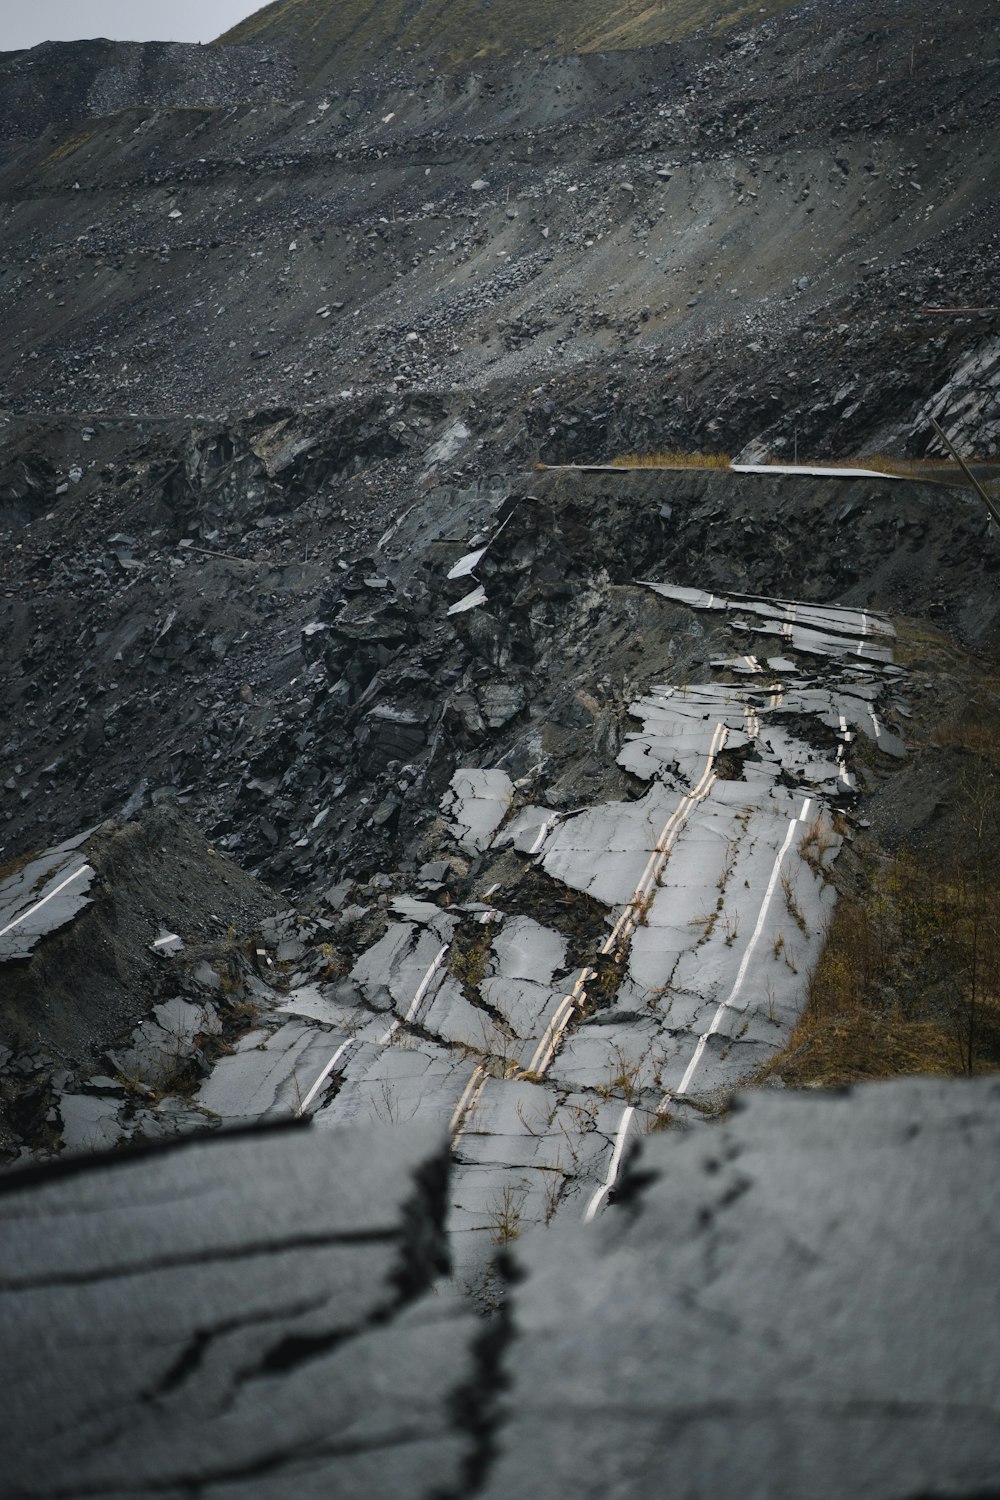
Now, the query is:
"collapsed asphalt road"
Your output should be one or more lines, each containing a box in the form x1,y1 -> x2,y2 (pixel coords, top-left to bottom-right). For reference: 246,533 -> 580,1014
2,532 -> 914,1293
3,0 -> 1000,1486
2,1076 -> 998,1499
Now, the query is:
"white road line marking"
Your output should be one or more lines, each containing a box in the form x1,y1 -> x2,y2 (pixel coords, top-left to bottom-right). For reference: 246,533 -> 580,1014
608,722 -> 727,947
402,945 -> 449,1025
297,1038 -> 356,1116
0,864 -> 93,943
525,992 -> 580,1076
584,1105 -> 635,1223
526,723 -> 729,1078
152,933 -> 181,949
856,611 -> 869,657
870,711 -> 882,740
836,716 -> 852,786
306,944 -> 452,1106
528,813 -> 559,855
671,796 -> 813,1099
450,1064 -> 488,1141
449,1065 -> 484,1134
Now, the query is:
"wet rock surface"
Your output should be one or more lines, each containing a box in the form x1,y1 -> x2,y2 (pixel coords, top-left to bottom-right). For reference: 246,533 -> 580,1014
2,1076 -> 998,1498
0,1121 -> 478,1500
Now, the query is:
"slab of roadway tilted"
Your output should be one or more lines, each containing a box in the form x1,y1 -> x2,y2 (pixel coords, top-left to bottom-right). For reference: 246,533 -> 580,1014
0,1122 -> 478,1499
3,1079 -> 998,1498
0,834 -> 94,962
481,1076 -> 1000,1500
229,579 -> 907,1284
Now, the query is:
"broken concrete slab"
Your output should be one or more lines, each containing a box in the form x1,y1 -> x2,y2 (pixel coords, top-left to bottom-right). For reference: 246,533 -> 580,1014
0,1121 -> 476,1500
442,767 -> 515,853
482,1076 -> 1000,1499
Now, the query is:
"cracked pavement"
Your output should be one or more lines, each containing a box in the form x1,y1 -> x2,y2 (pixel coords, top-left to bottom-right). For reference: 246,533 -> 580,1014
2,1077 -> 999,1497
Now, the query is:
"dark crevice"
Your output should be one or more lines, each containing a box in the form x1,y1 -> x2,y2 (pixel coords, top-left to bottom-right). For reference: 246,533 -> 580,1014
35,1427 -> 454,1498
211,1143 -> 455,1398
437,1249 -> 522,1500
157,1328 -> 213,1397
0,1114 -> 311,1198
0,1225 -> 399,1294
148,1297 -> 326,1400
239,1324 -> 357,1382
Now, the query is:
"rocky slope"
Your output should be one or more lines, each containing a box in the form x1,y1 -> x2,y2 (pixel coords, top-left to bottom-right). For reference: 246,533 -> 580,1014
218,0 -> 801,73
0,0 -> 996,459
0,0 -> 997,1152
0,38 -> 293,139
3,0 -> 1000,1485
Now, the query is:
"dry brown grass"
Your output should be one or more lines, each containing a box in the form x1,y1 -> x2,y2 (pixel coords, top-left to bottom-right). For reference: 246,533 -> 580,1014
761,817 -> 1000,1089
764,1011 -> 955,1089
609,450 -> 732,470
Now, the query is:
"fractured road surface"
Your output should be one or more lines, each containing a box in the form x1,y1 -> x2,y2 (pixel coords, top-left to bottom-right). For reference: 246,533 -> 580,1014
1,572 -> 908,1287
289,577 -> 907,1284
0,834 -> 95,962
3,1077 -> 999,1498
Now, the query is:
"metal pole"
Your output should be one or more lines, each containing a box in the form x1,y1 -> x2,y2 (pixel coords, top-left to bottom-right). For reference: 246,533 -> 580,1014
929,416 -> 1000,531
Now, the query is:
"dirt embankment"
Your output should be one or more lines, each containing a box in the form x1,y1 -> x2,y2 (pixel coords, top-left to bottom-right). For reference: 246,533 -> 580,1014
0,804 -> 281,1063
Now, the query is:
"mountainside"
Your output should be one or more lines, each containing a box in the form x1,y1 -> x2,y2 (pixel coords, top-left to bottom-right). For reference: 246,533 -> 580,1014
217,0 -> 799,74
2,3 -> 1000,1485
0,0 -> 996,464
0,37 -> 292,139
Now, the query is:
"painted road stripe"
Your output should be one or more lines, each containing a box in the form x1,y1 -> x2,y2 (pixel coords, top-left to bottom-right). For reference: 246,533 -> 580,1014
525,723 -> 728,1078
296,1038 -> 357,1116
450,1064 -> 488,1141
0,864 -> 93,943
671,796 -> 814,1100
403,945 -> 449,1025
584,1105 -> 636,1223
529,813 -> 560,856
304,943 -> 451,1108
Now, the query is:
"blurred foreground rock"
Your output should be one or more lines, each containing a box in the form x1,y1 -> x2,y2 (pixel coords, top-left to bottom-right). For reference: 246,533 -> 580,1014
2,1075 -> 998,1498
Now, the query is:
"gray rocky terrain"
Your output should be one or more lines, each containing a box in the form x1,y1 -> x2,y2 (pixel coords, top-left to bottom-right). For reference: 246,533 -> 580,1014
1,0 -> 999,1491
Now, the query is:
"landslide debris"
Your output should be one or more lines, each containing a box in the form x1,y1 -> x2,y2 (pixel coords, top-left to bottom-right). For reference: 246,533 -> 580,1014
0,0 -> 995,465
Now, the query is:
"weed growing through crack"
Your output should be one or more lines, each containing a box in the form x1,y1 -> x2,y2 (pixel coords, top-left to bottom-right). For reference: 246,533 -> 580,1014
634,889 -> 656,927
781,872 -> 809,936
596,1043 -> 643,1104
488,1183 -> 526,1246
541,1162 -> 568,1223
800,815 -> 837,880
478,1017 -> 520,1080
